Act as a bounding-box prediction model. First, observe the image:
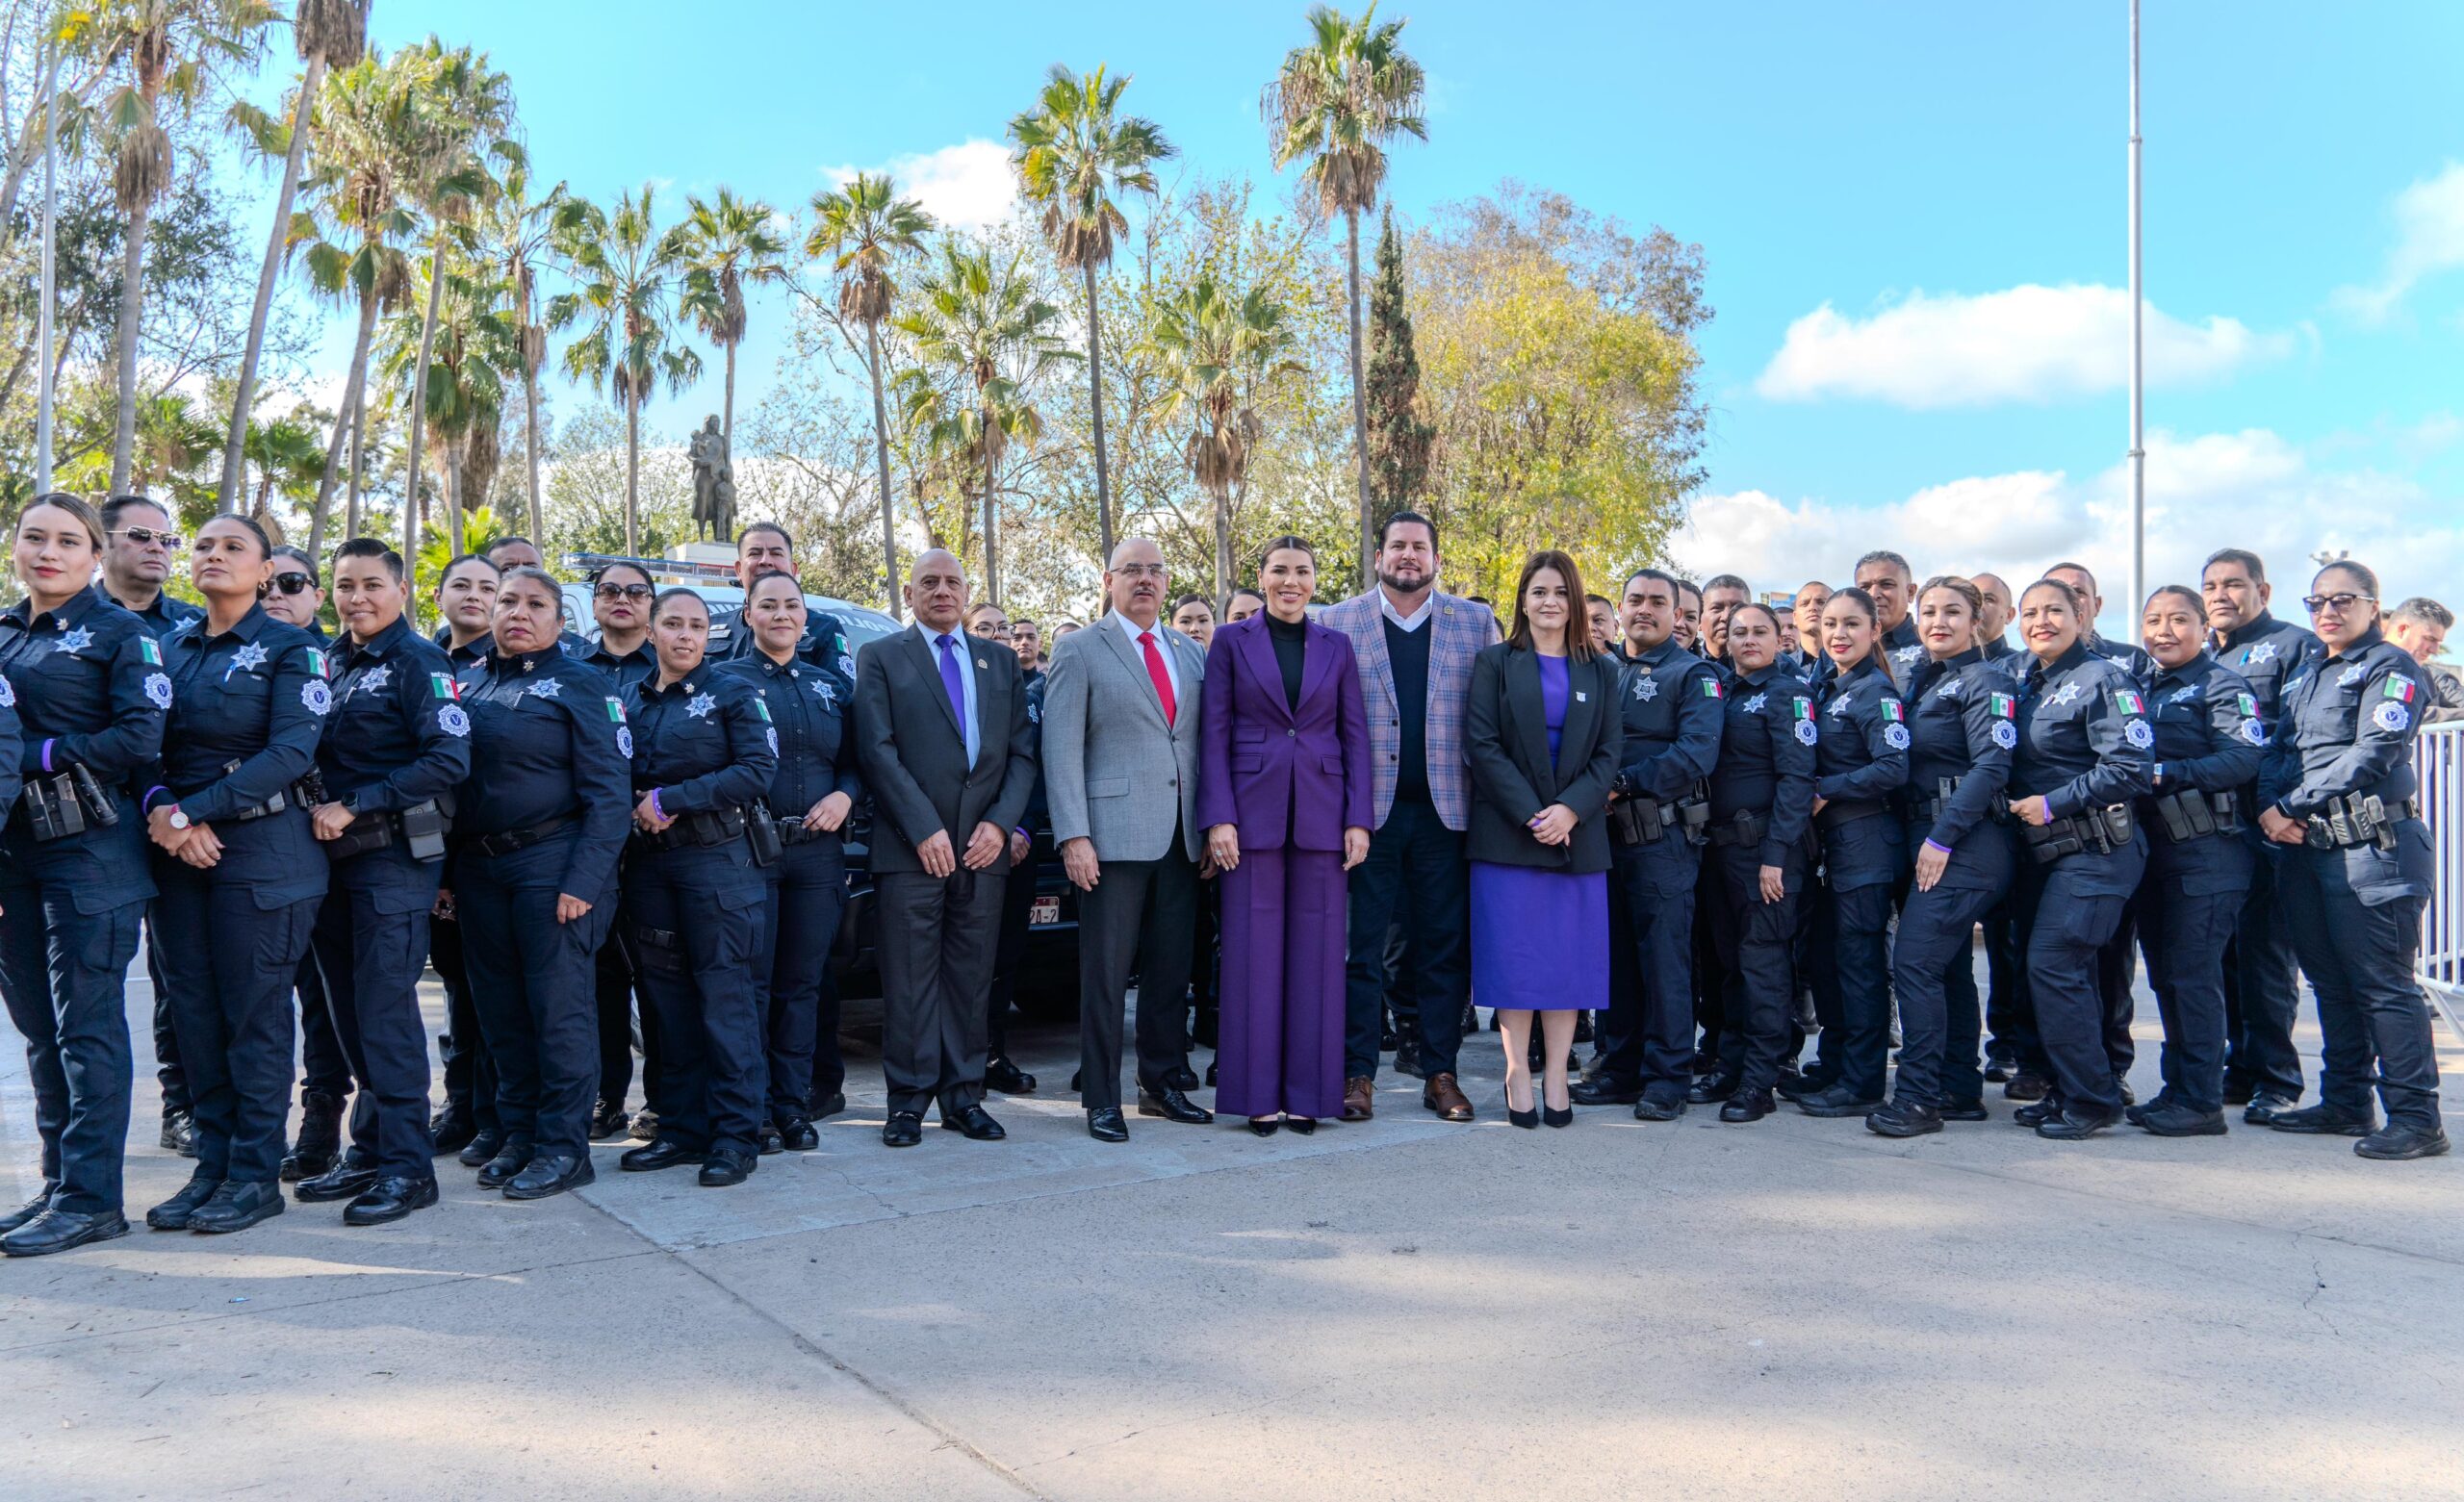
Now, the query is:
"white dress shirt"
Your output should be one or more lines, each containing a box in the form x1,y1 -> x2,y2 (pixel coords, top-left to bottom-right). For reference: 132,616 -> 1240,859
1109,608 -> 1182,710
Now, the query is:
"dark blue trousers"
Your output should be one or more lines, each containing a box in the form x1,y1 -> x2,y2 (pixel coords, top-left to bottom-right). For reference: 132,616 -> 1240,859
295,947 -> 350,1101
152,866 -> 319,1185
0,881 -> 140,1215
430,900 -> 499,1131
1813,815 -> 1904,1100
2221,851 -> 2306,1101
758,838 -> 848,1118
457,840 -> 610,1158
1595,831 -> 1700,1093
1893,887 -> 2008,1110
1707,840 -> 1805,1095
2278,842 -> 2442,1133
2136,836 -> 2251,1114
146,923 -> 187,1116
628,842 -> 767,1156
1344,800 -> 1471,1082
2012,843 -> 2145,1116
310,848 -> 443,1179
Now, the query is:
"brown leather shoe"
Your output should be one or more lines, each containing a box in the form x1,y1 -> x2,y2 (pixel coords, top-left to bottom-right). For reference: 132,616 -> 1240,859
1424,1073 -> 1475,1122
1342,1076 -> 1374,1122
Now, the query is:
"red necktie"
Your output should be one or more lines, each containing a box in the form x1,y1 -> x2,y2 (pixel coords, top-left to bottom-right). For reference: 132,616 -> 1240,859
1140,630 -> 1176,726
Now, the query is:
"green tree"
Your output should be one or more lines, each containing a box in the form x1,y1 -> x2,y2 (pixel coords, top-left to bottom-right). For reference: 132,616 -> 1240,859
547,181 -> 701,557
1264,1 -> 1424,573
1008,62 -> 1173,564
236,405 -> 326,535
413,500 -> 505,593
480,155 -> 567,546
675,185 -> 786,454
375,249 -> 521,556
1364,204 -> 1430,515
805,170 -> 932,618
1142,272 -> 1301,599
217,0 -> 364,514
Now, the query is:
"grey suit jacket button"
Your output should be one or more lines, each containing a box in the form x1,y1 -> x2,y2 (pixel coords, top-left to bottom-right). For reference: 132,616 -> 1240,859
1287,727 -> 1296,737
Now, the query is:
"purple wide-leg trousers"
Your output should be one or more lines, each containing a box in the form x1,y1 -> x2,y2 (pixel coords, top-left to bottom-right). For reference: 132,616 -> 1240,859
1215,845 -> 1347,1120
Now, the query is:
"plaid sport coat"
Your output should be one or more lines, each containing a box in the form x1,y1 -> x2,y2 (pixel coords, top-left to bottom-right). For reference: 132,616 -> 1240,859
1318,588 -> 1502,831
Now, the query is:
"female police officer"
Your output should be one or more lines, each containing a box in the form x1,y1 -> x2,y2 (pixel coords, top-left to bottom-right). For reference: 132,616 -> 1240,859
0,495 -> 168,1256
2005,578 -> 2154,1140
139,517 -> 329,1235
2257,561 -> 2450,1160
717,571 -> 859,1151
619,588 -> 778,1186
451,565 -> 630,1200
1792,586 -> 1909,1117
2129,586 -> 2265,1137
1692,602 -> 1814,1123
1871,576 -> 2018,1137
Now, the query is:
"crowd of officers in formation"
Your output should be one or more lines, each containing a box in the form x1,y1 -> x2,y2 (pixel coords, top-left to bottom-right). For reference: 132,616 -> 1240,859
0,489 -> 2450,1260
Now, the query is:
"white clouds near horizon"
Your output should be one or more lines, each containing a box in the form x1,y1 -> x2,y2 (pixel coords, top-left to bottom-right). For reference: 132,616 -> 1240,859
819,140 -> 1018,235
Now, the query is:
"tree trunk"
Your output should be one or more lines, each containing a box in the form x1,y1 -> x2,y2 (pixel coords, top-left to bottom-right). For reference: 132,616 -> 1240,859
982,411 -> 998,606
308,286 -> 378,561
1214,441 -> 1233,606
405,242 -> 447,553
108,192 -> 154,495
624,389 -> 640,557
344,382 -> 365,541
866,316 -> 900,619
1346,205 -> 1373,579
1084,258 -> 1113,563
523,351 -> 544,546
218,54 -> 324,515
721,338 -> 736,454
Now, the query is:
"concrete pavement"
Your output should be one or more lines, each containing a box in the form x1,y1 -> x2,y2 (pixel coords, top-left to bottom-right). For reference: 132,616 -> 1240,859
4,963 -> 2460,1501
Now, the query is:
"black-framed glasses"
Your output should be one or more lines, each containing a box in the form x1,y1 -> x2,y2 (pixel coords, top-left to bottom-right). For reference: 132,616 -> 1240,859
2302,592 -> 2374,615
111,525 -> 182,549
594,582 -> 654,601
270,573 -> 317,596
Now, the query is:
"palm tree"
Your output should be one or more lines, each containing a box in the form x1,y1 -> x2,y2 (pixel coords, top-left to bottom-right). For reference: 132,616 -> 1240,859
807,171 -> 932,617
547,183 -> 701,557
70,0 -> 276,495
1264,1 -> 1424,570
480,157 -> 566,545
238,410 -> 326,536
217,0 -> 366,515
676,186 -> 786,455
893,237 -> 1073,603
1143,274 -> 1302,600
1007,63 -> 1174,563
376,252 -> 520,553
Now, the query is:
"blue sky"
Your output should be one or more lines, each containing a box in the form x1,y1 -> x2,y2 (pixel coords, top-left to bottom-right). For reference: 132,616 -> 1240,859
317,0 -> 2464,621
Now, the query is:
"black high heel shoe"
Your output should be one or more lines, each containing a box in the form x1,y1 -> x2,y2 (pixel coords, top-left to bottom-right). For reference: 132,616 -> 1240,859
1543,1104 -> 1573,1129
1283,1114 -> 1316,1135
1247,1116 -> 1280,1137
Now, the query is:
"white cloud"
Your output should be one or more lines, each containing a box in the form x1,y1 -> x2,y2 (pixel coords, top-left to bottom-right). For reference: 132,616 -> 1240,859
820,140 -> 1018,236
1673,428 -> 2464,633
1754,284 -> 2292,408
2332,162 -> 2464,322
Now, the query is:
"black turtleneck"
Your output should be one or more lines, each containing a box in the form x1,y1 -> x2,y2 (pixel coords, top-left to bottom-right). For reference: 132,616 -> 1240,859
1266,612 -> 1308,709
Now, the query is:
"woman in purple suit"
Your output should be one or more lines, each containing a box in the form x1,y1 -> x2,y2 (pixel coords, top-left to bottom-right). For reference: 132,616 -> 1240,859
1198,537 -> 1373,1135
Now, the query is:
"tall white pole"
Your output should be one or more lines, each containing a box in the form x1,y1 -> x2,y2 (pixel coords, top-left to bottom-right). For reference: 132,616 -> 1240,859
34,19 -> 62,492
2127,0 -> 2145,623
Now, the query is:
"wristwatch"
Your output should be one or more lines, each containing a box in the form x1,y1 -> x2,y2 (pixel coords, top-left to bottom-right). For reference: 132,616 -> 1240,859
167,805 -> 190,830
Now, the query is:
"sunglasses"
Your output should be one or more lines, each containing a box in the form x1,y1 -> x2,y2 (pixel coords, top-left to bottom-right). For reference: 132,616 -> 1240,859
594,582 -> 654,601
111,525 -> 183,549
270,573 -> 317,597
2302,592 -> 2374,615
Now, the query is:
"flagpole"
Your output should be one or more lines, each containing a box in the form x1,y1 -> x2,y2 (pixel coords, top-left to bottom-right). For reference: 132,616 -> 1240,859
2127,0 -> 2145,623
34,13 -> 62,492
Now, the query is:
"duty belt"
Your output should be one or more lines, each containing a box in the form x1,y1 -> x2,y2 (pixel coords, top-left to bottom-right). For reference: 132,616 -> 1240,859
1814,798 -> 1888,832
2144,787 -> 2241,845
778,820 -> 840,847
2303,793 -> 2419,853
470,811 -> 578,858
1707,808 -> 1768,849
1908,775 -> 2013,827
2023,803 -> 2135,864
636,805 -> 748,853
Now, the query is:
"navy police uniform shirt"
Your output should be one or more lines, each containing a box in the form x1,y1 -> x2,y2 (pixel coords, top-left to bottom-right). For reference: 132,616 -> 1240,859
0,585 -> 171,907
435,627 -> 493,672
2145,654 -> 2266,802
714,651 -> 860,821
1812,655 -> 1911,888
2263,625 -> 2430,905
1900,646 -> 2019,878
146,604 -> 329,905
709,598 -> 855,679
2085,631 -> 2158,686
2012,640 -> 2155,896
622,667 -> 778,819
320,616 -> 474,818
581,635 -> 659,694
105,587 -> 202,641
1614,637 -> 1724,803
1707,663 -> 1814,867
2211,609 -> 2319,730
456,647 -> 631,901
0,668 -> 22,814
1882,615 -> 1924,690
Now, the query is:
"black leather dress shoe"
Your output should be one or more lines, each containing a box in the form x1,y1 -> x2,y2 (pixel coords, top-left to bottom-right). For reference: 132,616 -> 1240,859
809,1091 -> 848,1120
2268,1104 -> 2374,1136
457,1127 -> 504,1169
2003,1072 -> 2050,1103
1776,1070 -> 1832,1102
294,1161 -> 380,1203
700,1148 -> 757,1187
0,1191 -> 53,1236
1570,1077 -> 1644,1107
3,1207 -> 130,1257
2036,1107 -> 2123,1140
1983,1052 -> 2016,1083
941,1105 -> 1006,1140
2012,1098 -> 2062,1129
1138,1087 -> 1215,1124
506,1154 -> 594,1200
1165,1063 -> 1202,1092
1686,1073 -> 1738,1105
1865,1101 -> 1942,1137
882,1112 -> 924,1147
189,1181 -> 286,1234
2135,1102 -> 2228,1136
1796,1084 -> 1884,1118
2115,1077 -> 2137,1107
1631,1091 -> 1686,1122
1719,1088 -> 1775,1123
429,1108 -> 477,1158
1246,1116 -> 1280,1137
757,1122 -> 784,1156
986,1056 -> 1038,1095
475,1142 -> 535,1189
588,1101 -> 630,1141
1088,1107 -> 1129,1142
1938,1099 -> 1989,1122
1205,1060 -> 1219,1086
2243,1092 -> 2300,1126
160,1109 -> 197,1157
619,1137 -> 699,1172
345,1176 -> 440,1225
2355,1125 -> 2451,1160
776,1116 -> 819,1151
146,1176 -> 225,1231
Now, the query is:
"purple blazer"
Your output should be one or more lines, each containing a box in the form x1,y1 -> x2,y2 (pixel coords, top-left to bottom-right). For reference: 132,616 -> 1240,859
1197,615 -> 1373,853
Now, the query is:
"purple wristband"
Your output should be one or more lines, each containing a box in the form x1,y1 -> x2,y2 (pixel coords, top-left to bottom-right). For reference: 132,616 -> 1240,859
650,788 -> 667,822
1924,838 -> 1953,857
40,738 -> 54,773
143,785 -> 169,813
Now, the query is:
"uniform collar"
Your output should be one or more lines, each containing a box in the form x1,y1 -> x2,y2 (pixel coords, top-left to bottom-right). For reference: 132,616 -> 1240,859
346,614 -> 415,661
2152,653 -> 2208,690
2220,609 -> 2284,650
1736,662 -> 1788,688
103,584 -> 184,623
1882,615 -> 1919,650
588,635 -> 654,669
2037,639 -> 2094,677
1633,636 -> 1684,669
189,602 -> 273,647
2323,624 -> 2386,664
490,645 -> 562,675
1835,653 -> 1887,687
4,582 -> 108,631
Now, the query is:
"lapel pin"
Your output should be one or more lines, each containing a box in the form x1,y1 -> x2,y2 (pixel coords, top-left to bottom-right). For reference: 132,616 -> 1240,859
976,657 -> 988,669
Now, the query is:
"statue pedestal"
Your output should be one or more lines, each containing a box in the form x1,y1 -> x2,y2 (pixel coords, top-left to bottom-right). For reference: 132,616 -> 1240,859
668,543 -> 736,569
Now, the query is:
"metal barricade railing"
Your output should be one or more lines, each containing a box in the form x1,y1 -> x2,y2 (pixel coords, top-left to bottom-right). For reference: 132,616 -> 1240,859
2413,720 -> 2464,1045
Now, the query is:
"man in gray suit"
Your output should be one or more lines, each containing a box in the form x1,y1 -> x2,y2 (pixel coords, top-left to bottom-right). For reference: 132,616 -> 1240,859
852,549 -> 1039,1148
1043,538 -> 1214,1141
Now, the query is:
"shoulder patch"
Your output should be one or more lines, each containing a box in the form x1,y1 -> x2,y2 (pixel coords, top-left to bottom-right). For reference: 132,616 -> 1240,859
2123,719 -> 2155,750
1700,677 -> 1723,699
1883,722 -> 1910,750
2373,700 -> 2411,733
139,636 -> 162,665
1880,699 -> 1906,723
605,698 -> 627,723
1989,691 -> 2016,718
2113,689 -> 2146,716
1990,720 -> 2018,750
2384,675 -> 2418,703
2236,692 -> 2257,718
430,673 -> 459,700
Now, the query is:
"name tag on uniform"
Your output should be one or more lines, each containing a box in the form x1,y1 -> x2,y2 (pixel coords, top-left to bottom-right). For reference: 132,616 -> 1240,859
1575,690 -> 1588,702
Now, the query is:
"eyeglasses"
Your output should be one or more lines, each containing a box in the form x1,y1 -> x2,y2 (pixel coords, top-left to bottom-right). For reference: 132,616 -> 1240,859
1112,563 -> 1167,579
270,573 -> 316,596
2302,592 -> 2374,615
594,582 -> 654,601
111,526 -> 182,549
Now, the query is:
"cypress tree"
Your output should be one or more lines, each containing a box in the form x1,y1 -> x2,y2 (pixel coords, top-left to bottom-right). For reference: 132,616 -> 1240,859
1365,205 -> 1434,521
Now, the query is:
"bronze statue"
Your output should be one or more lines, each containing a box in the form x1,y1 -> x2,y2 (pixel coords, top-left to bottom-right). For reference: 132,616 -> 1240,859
688,415 -> 737,543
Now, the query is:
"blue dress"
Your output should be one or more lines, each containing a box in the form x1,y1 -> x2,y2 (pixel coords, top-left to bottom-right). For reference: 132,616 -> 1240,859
1470,654 -> 1610,1012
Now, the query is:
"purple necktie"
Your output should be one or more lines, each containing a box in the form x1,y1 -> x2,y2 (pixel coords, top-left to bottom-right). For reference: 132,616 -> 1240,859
936,633 -> 967,737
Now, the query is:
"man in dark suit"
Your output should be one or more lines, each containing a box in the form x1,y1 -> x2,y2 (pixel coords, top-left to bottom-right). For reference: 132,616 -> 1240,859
852,549 -> 1038,1148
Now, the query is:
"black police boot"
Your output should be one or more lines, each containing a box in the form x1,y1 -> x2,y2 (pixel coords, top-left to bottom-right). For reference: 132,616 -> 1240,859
188,1181 -> 286,1235
2012,1097 -> 2063,1130
295,1159 -> 380,1203
985,1056 -> 1037,1095
1570,1077 -> 1644,1107
619,1137 -> 699,1172
2267,1104 -> 2374,1137
145,1175 -> 225,1231
1776,1069 -> 1832,1103
2354,1124 -> 2452,1161
698,1147 -> 757,1187
457,1127 -> 504,1169
757,1121 -> 784,1156
808,1091 -> 848,1121
474,1141 -> 535,1190
2242,1091 -> 2300,1126
1796,1083 -> 1885,1118
588,1100 -> 630,1141
505,1154 -> 594,1200
2035,1107 -> 2123,1140
2135,1102 -> 2228,1137
2003,1072 -> 2050,1103
1719,1088 -> 1776,1124
1983,1048 -> 2016,1083
2,1207 -> 130,1258
281,1090 -> 346,1183
428,1107 -> 477,1158
344,1176 -> 440,1226
776,1115 -> 819,1151
1394,1028 -> 1425,1080
1865,1100 -> 1942,1138
1631,1089 -> 1687,1123
0,1191 -> 53,1236
1938,1099 -> 1990,1122
160,1108 -> 197,1157
1687,1072 -> 1740,1105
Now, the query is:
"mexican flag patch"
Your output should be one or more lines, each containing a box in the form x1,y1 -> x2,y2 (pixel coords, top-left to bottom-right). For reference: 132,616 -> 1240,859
1881,700 -> 1906,723
306,648 -> 328,677
1989,692 -> 2016,719
2113,689 -> 2146,715
1702,678 -> 1723,699
1792,697 -> 1814,721
2237,693 -> 2258,717
605,698 -> 627,723
139,637 -> 161,665
2385,675 -> 2418,702
754,698 -> 773,722
430,673 -> 459,700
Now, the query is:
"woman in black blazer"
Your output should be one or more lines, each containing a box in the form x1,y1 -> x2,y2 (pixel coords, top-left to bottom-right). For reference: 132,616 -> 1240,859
1464,549 -> 1624,1128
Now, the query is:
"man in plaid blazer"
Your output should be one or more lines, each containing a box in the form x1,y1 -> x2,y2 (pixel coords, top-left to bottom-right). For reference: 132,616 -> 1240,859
1317,512 -> 1502,1123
